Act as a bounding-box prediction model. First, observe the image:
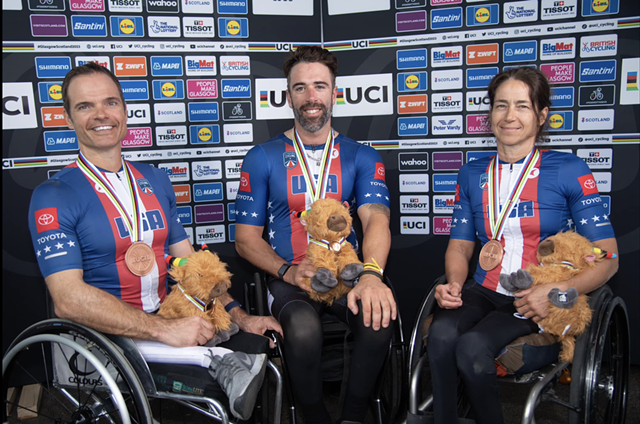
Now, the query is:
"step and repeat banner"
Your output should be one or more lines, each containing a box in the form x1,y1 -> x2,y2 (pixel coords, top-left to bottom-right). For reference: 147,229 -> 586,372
3,0 -> 639,361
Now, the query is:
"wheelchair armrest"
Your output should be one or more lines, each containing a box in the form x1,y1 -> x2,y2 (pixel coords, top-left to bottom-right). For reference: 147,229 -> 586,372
106,334 -> 158,396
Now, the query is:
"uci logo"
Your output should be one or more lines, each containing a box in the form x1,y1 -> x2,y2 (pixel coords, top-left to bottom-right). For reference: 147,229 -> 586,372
276,43 -> 293,51
3,96 -> 31,116
198,127 -> 212,142
336,86 -> 389,105
351,40 -> 369,49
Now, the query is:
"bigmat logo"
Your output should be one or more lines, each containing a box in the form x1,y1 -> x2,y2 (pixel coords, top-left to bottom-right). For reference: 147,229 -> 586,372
503,0 -> 538,23
44,130 -> 78,152
541,62 -> 574,84
541,0 -> 577,20
76,56 -> 110,69
196,225 -> 225,244
400,195 -> 429,214
218,18 -> 249,37
399,153 -> 429,171
187,79 -> 217,99
31,15 -> 68,37
114,56 -> 147,76
156,125 -> 187,145
400,216 -> 430,235
579,59 -> 616,83
35,57 -> 72,79
579,85 -> 615,107
174,186 -> 191,204
182,0 -> 213,14
146,0 -> 179,13
581,0 -> 619,17
183,17 -> 214,37
220,55 -> 250,75
221,79 -> 251,99
41,106 -> 66,128
432,174 -> 458,192
466,114 -> 491,133
155,102 -> 186,123
432,92 -> 463,113
578,109 -> 614,131
432,115 -> 463,135
398,117 -> 428,136
580,34 -> 617,58
188,102 -> 218,122
467,44 -> 499,65
577,148 -> 613,169
222,101 -> 251,121
224,123 -> 253,143
550,86 -> 575,107
466,3 -> 500,27
397,49 -> 428,70
432,69 -> 462,90
121,127 -> 152,148
541,37 -> 575,60
38,82 -> 63,103
255,78 -> 291,120
109,0 -> 143,12
177,205 -> 192,223
466,67 -> 498,88
431,46 -> 463,68
253,0 -> 312,15
150,56 -> 183,76
400,174 -> 429,193
192,160 -> 222,181
547,111 -> 574,131
152,80 -> 184,100
398,94 -> 428,114
334,74 -> 393,117
503,40 -> 537,63
110,16 -> 144,37
433,217 -> 452,235
430,7 -> 463,30
159,162 -> 189,182
186,56 -> 216,76
190,125 -> 220,144
148,16 -> 181,37
218,0 -> 247,14
127,103 -> 150,124
120,80 -> 149,101
433,195 -> 456,214
28,0 -> 65,11
397,72 -> 428,92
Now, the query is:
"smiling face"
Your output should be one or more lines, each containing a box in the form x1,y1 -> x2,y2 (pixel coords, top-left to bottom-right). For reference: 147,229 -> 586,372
64,72 -> 127,155
286,61 -> 337,133
490,79 -> 548,159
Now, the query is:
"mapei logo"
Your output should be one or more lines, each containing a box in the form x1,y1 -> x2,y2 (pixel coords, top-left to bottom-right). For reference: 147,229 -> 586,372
43,130 -> 78,152
397,49 -> 428,70
466,3 -> 499,27
146,0 -> 179,12
35,57 -> 72,78
37,82 -> 63,103
71,15 -> 107,36
431,46 -> 463,67
503,40 -> 537,63
581,0 -> 619,17
547,111 -> 574,131
580,34 -> 617,58
541,0 -> 577,20
110,16 -> 144,37
398,94 -> 428,114
397,72 -> 428,92
466,67 -> 498,88
186,56 -> 216,76
218,17 -> 248,37
430,7 -> 463,30
466,44 -> 499,65
221,79 -> 251,99
183,17 -> 214,37
150,56 -> 183,76
113,56 -> 147,76
189,125 -> 220,144
334,74 -> 393,117
579,59 -> 617,83
152,80 -> 185,100
432,115 -> 463,135
41,106 -> 66,128
541,37 -> 576,60
120,80 -> 149,101
188,101 -> 219,122
148,17 -> 181,37
3,82 -> 38,130
398,117 -> 428,136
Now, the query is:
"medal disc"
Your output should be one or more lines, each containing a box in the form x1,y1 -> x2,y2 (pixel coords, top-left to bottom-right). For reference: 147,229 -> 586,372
125,242 -> 155,276
479,239 -> 503,271
329,242 -> 341,252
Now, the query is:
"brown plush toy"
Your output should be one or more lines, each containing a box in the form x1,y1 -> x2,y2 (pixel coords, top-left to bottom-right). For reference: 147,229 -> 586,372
295,198 -> 364,305
500,231 -> 616,363
159,245 -> 237,342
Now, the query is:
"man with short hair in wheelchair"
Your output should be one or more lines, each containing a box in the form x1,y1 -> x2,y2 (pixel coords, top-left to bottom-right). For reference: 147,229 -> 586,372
427,67 -> 619,424
27,62 -> 283,421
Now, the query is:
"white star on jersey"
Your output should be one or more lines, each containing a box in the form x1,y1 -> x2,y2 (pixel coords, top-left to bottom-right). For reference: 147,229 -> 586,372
365,193 -> 372,197
461,218 -> 468,224
592,215 -> 600,222
267,201 -> 273,209
44,245 -> 52,253
241,211 -> 248,216
269,229 -> 275,239
68,241 -> 75,247
55,242 -> 64,249
37,250 -> 41,257
580,218 -> 588,225
269,214 -> 275,223
251,212 -> 258,218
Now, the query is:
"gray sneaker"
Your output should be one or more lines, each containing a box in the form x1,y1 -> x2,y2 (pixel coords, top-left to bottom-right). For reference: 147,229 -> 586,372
207,351 -> 267,420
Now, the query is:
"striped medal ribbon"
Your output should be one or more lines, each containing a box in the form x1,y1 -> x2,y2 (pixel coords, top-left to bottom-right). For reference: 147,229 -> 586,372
291,127 -> 335,204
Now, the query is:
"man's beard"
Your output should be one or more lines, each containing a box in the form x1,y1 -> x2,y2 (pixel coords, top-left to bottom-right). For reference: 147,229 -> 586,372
293,101 -> 332,133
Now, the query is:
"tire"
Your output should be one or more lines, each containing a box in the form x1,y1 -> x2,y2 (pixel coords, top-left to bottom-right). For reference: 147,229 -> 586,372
3,319 -> 152,424
372,321 -> 404,424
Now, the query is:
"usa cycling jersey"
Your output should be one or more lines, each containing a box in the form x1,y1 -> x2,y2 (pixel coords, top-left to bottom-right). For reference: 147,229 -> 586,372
450,149 -> 615,295
28,161 -> 188,312
235,133 -> 390,264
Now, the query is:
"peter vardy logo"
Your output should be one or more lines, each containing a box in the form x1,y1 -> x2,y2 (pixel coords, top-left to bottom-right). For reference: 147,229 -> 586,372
218,17 -> 248,38
397,72 -> 428,92
217,0 -> 247,14
189,125 -> 220,144
398,117 -> 428,136
120,80 -> 149,101
432,115 -> 463,135
152,80 -> 184,100
581,0 -> 619,17
150,56 -> 183,76
431,46 -> 463,67
579,59 -> 616,83
186,55 -> 216,76
541,0 -> 577,20
221,79 -> 251,99
399,153 -> 429,171
110,16 -> 144,36
466,3 -> 499,26
466,67 -> 498,88
503,40 -> 537,63
188,102 -> 219,122
71,15 -> 107,37
432,174 -> 458,192
194,183 -> 224,202
550,86 -> 575,108
35,57 -> 72,79
43,130 -> 78,152
430,7 -> 462,30
397,49 -> 428,70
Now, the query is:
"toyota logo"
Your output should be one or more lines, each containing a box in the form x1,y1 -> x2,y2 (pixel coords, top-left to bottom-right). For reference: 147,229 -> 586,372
583,179 -> 596,190
377,167 -> 385,177
38,214 -> 54,225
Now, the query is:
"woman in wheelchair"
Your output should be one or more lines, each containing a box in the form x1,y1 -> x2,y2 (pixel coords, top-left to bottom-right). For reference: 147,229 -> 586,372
426,67 -> 619,424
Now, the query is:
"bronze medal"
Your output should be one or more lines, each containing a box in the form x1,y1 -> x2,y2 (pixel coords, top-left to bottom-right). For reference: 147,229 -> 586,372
329,242 -> 341,252
479,239 -> 503,271
125,242 -> 155,276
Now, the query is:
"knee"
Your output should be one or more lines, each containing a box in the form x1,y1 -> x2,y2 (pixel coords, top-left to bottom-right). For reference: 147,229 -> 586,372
455,332 -> 494,378
426,318 -> 458,359
279,302 -> 323,350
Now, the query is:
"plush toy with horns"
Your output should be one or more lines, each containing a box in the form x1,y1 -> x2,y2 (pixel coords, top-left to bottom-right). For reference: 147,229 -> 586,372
159,245 -> 238,344
499,231 -> 617,363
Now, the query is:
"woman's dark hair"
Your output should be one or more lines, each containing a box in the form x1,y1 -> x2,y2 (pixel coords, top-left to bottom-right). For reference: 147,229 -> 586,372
62,62 -> 124,116
282,45 -> 338,89
487,67 -> 552,143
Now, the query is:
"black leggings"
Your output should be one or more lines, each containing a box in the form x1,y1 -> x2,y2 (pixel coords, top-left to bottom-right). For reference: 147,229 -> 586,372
426,281 -> 539,424
268,278 -> 393,424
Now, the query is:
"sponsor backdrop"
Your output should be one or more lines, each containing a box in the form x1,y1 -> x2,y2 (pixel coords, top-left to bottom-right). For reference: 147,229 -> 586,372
3,0 -> 639,362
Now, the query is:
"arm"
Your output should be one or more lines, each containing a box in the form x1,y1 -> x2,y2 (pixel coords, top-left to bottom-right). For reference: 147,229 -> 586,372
514,237 -> 619,322
435,239 -> 476,309
347,204 -> 396,331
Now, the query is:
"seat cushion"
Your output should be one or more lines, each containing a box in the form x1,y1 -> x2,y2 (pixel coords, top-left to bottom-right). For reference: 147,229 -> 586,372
494,333 -> 560,376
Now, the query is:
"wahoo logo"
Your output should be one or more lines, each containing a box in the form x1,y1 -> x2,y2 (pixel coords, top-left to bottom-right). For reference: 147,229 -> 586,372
115,209 -> 166,239
398,153 -> 429,171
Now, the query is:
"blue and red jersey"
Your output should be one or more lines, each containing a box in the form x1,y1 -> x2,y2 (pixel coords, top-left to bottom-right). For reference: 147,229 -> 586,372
28,161 -> 188,312
235,133 -> 390,264
450,149 -> 615,295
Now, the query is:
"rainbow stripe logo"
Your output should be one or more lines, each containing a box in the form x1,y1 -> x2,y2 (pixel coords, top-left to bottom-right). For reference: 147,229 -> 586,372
336,88 -> 346,105
627,72 -> 638,91
260,91 -> 269,108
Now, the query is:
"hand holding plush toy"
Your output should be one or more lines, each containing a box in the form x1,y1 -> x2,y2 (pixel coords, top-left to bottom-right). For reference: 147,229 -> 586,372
500,231 -> 617,363
294,198 -> 364,306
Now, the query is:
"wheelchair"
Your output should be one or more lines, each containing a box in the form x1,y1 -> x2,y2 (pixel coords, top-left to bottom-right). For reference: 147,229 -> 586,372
406,275 -> 630,424
245,272 -> 405,424
3,317 -> 284,424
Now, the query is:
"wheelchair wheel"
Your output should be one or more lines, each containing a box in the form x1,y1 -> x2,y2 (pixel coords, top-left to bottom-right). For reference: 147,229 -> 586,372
3,319 -> 152,424
372,323 -> 404,424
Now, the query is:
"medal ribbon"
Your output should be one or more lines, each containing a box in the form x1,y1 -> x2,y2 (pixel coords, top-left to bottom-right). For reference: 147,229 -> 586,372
177,283 -> 214,312
292,128 -> 334,202
309,237 -> 347,250
76,152 -> 144,243
487,148 -> 540,241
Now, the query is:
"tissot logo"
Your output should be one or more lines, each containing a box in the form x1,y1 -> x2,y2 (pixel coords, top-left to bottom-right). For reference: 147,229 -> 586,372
108,0 -> 142,12
334,74 -> 393,117
3,83 -> 38,129
196,225 -> 226,244
127,103 -> 150,124
541,0 -> 577,20
156,125 -> 187,145
400,195 -> 429,214
578,85 -> 615,107
225,158 -> 243,179
432,92 -> 463,113
183,16 -> 214,37
146,0 -> 179,13
400,216 -> 430,234
577,148 -> 613,169
399,153 -> 429,171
